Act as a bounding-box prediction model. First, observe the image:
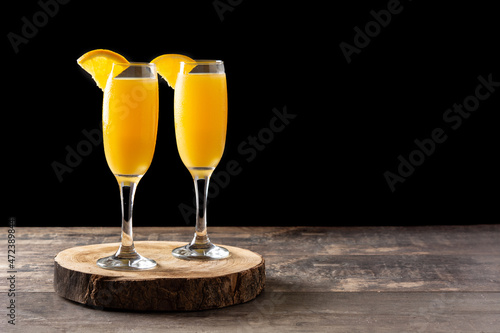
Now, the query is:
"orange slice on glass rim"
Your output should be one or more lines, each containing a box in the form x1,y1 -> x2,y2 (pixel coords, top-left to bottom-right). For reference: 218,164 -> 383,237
150,54 -> 195,88
77,49 -> 129,90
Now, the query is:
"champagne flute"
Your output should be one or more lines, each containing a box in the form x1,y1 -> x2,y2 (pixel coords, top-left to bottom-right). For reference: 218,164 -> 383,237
172,60 -> 229,260
96,62 -> 159,270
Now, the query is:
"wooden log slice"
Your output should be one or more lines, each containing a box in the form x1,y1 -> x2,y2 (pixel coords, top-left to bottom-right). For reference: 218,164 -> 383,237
54,241 -> 265,311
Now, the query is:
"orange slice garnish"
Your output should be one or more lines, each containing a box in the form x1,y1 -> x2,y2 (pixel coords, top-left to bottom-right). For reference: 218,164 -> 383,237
150,54 -> 195,88
77,49 -> 129,90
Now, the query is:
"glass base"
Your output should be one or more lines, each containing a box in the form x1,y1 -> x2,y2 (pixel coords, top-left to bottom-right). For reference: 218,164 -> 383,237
96,254 -> 157,271
172,243 -> 230,260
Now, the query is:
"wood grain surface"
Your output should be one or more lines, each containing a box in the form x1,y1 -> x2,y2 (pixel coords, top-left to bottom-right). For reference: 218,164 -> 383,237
1,225 -> 499,332
54,241 -> 265,310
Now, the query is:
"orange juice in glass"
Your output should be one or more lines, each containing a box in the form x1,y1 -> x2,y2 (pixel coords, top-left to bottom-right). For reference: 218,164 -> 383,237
174,69 -> 227,174
172,60 -> 229,259
103,72 -> 158,175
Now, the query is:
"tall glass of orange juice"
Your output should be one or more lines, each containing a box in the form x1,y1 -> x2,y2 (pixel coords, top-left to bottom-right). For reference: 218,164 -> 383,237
97,62 -> 159,270
172,60 -> 230,260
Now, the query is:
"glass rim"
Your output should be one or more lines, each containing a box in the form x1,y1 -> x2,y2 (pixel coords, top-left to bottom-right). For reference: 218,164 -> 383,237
180,60 -> 223,64
112,62 -> 156,67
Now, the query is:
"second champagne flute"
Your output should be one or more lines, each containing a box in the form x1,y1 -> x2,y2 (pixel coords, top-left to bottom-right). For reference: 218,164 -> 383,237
172,60 -> 229,260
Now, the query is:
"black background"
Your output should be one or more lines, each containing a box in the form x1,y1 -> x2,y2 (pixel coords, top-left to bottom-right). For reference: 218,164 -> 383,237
4,1 -> 499,227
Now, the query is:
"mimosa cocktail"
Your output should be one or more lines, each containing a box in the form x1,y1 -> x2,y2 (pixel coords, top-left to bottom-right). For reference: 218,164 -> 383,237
171,60 -> 230,260
97,62 -> 159,270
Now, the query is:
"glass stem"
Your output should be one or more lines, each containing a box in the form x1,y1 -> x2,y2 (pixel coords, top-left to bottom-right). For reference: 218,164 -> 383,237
191,174 -> 212,248
115,176 -> 141,258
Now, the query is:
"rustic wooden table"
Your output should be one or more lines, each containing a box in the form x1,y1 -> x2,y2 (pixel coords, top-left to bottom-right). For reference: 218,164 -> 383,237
2,225 -> 499,332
